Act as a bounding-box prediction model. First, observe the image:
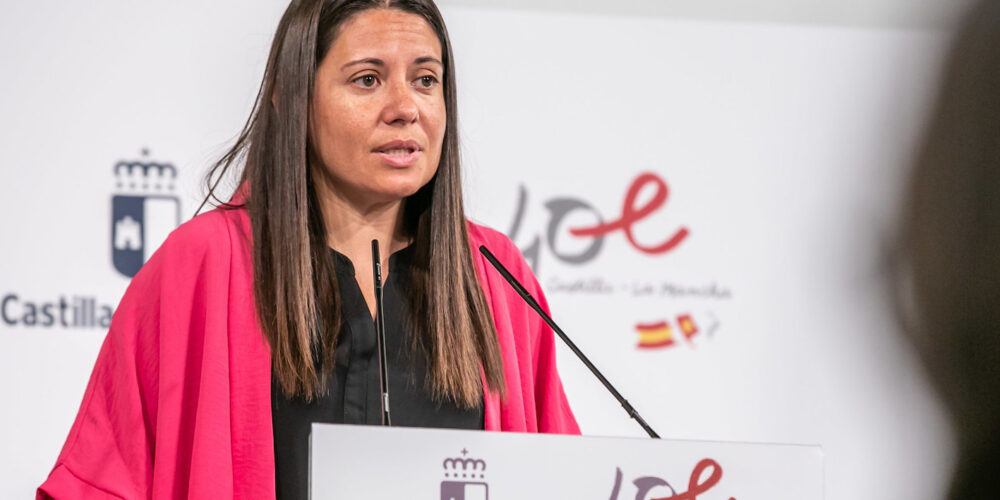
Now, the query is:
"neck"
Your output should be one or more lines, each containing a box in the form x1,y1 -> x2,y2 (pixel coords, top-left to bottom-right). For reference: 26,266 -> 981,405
313,164 -> 411,255
312,172 -> 410,318
316,190 -> 410,261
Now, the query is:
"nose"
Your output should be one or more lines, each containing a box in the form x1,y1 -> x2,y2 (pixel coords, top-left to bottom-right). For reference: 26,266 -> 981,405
380,79 -> 419,126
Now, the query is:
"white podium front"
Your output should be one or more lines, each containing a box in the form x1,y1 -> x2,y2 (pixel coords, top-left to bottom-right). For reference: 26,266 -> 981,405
310,423 -> 823,499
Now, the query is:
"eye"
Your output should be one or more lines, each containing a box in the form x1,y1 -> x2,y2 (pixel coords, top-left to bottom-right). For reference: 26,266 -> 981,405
353,74 -> 379,88
416,75 -> 438,89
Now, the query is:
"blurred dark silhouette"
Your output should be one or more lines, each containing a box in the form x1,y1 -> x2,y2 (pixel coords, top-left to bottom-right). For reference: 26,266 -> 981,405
897,1 -> 1000,498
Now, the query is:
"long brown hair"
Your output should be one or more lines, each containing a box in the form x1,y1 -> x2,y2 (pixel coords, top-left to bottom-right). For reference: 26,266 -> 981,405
201,0 -> 505,407
896,1 -> 1000,497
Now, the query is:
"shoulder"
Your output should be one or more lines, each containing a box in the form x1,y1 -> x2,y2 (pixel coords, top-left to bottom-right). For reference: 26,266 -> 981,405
467,220 -> 520,262
468,221 -> 524,266
164,207 -> 240,249
128,206 -> 249,291
152,206 -> 248,264
111,207 -> 251,334
466,220 -> 540,289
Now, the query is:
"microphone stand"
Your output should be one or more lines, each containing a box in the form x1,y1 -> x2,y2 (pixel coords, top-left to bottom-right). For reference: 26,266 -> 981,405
371,240 -> 391,426
479,245 -> 660,439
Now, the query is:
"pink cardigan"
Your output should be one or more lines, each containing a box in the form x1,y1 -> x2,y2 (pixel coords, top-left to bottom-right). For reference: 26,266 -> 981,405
38,206 -> 579,499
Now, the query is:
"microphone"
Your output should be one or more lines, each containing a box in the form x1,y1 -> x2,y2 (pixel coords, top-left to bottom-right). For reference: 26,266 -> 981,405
371,239 -> 392,426
478,245 -> 660,439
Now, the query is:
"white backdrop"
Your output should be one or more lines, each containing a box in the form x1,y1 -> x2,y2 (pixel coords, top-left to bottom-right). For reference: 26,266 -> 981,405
0,1 -> 955,499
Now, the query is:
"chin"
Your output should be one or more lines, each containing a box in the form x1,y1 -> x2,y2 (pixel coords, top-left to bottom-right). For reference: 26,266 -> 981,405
369,180 -> 429,203
379,170 -> 435,198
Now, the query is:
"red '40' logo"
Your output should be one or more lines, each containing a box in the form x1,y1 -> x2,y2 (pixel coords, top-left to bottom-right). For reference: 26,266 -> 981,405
506,172 -> 690,271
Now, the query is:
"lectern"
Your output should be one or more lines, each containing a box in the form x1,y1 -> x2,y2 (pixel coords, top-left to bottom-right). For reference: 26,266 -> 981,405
310,423 -> 823,499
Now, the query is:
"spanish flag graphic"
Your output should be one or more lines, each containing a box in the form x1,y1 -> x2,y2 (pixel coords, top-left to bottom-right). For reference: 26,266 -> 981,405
677,314 -> 699,340
635,321 -> 675,349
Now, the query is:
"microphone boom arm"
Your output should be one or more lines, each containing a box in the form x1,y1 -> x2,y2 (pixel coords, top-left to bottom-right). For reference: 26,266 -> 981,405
478,245 -> 660,439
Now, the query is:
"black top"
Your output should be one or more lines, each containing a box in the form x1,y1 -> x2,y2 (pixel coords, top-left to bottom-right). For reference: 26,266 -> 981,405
271,246 -> 484,500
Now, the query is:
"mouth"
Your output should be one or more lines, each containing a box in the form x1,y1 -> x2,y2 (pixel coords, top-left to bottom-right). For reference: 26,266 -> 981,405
380,148 -> 416,156
373,140 -> 422,155
373,140 -> 422,167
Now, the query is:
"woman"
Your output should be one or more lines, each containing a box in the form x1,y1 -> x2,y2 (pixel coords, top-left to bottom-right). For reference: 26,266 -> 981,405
896,1 -> 1000,498
38,1 -> 578,498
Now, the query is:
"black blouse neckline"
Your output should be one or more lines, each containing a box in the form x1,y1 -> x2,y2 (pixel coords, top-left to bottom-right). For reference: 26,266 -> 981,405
329,243 -> 414,284
271,244 -> 483,500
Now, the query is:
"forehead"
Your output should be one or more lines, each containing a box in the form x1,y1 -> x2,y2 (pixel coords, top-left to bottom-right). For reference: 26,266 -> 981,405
328,9 -> 441,62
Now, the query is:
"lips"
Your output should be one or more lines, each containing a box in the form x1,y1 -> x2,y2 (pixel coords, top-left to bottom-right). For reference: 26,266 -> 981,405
373,140 -> 422,167
373,140 -> 422,155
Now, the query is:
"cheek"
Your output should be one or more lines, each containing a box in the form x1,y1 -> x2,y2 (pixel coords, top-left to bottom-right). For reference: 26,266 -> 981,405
314,100 -> 367,161
425,124 -> 446,172
425,106 -> 447,152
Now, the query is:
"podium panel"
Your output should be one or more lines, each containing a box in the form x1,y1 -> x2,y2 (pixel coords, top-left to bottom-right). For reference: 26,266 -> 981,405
311,424 -> 823,499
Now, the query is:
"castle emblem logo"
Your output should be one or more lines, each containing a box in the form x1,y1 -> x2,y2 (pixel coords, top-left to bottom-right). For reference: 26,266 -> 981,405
111,149 -> 181,278
441,448 -> 488,500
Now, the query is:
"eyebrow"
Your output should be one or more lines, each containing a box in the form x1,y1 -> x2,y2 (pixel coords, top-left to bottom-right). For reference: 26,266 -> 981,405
414,56 -> 443,67
341,56 -> 443,71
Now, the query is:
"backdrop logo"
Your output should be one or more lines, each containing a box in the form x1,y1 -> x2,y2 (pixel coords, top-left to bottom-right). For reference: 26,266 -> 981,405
608,458 -> 734,500
635,313 -> 721,350
440,448 -> 488,500
1,294 -> 113,329
111,149 -> 180,278
504,172 -> 732,351
507,172 -> 689,272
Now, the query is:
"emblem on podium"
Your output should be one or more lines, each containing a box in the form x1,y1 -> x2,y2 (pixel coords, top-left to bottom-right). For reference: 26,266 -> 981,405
111,149 -> 181,277
440,449 -> 488,500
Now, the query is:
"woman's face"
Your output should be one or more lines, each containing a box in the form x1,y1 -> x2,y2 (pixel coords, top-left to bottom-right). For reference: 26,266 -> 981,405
310,8 -> 446,208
